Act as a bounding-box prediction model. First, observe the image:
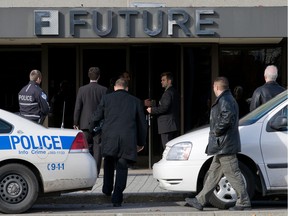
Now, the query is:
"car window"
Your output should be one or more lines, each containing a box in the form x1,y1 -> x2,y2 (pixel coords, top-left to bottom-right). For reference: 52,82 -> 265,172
266,105 -> 288,132
240,90 -> 287,126
0,119 -> 13,133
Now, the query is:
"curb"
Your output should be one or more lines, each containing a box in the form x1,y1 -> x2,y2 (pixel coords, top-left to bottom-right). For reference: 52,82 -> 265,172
36,192 -> 191,205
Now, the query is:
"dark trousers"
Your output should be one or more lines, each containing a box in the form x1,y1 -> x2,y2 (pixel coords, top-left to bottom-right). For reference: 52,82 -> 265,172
92,134 -> 102,176
83,130 -> 102,176
160,131 -> 179,149
102,156 -> 128,204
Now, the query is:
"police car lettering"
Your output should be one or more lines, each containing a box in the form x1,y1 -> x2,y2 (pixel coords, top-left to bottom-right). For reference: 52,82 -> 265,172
47,163 -> 65,171
10,135 -> 58,150
0,135 -> 74,153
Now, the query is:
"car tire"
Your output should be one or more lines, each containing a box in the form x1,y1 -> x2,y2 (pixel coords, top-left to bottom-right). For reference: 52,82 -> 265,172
0,164 -> 39,214
205,161 -> 255,209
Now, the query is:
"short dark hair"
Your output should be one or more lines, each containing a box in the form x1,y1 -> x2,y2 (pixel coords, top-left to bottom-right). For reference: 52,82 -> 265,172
88,67 -> 100,80
29,69 -> 42,81
214,77 -> 229,90
161,72 -> 174,83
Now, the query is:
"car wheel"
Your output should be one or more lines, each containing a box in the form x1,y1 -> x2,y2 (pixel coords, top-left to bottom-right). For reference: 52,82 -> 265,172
0,164 -> 39,214
205,161 -> 255,209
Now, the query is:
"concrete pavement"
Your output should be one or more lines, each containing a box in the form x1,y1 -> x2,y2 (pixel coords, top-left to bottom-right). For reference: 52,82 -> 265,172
33,168 -> 287,216
37,168 -> 188,205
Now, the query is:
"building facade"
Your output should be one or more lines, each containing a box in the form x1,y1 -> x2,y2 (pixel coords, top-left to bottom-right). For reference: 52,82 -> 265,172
0,1 -> 287,162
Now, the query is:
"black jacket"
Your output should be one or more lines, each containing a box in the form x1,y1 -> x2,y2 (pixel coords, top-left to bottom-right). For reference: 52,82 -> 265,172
250,81 -> 285,111
151,86 -> 180,134
18,81 -> 49,124
205,90 -> 241,155
74,82 -> 107,130
90,90 -> 147,162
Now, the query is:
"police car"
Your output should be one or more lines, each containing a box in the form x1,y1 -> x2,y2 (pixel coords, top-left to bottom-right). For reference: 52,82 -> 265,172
153,90 -> 287,209
0,110 -> 97,214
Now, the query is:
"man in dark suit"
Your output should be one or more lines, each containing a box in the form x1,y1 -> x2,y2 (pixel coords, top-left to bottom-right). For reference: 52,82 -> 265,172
146,72 -> 180,149
90,78 -> 147,207
73,67 -> 107,176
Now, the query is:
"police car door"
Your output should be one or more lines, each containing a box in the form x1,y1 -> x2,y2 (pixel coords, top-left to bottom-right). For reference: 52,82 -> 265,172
260,101 -> 288,189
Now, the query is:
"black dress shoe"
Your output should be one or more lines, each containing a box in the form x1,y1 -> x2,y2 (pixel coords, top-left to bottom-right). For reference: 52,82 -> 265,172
229,205 -> 251,211
113,203 -> 122,207
185,198 -> 203,211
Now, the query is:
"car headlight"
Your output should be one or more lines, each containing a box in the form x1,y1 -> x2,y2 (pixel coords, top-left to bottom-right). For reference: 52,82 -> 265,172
166,142 -> 192,160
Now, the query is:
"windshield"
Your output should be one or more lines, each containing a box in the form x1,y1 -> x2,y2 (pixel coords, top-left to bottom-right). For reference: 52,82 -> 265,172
239,90 -> 287,126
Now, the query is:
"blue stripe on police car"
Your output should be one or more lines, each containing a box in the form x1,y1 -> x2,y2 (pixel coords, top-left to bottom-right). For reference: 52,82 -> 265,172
0,136 -> 74,150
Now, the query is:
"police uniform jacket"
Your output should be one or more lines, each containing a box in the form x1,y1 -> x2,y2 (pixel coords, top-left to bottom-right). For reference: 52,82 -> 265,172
90,89 -> 147,162
205,89 -> 241,156
150,86 -> 180,134
18,80 -> 49,123
249,81 -> 285,111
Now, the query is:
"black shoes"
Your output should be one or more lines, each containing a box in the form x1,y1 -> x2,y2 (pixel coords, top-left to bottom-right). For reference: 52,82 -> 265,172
185,198 -> 203,211
229,205 -> 251,211
113,203 -> 122,207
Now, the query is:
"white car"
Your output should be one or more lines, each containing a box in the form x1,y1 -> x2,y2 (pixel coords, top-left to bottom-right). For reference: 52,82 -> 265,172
0,110 -> 97,214
153,90 -> 287,209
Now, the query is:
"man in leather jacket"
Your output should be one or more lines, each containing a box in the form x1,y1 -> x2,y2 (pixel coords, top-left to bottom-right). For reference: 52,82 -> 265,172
250,65 -> 285,111
185,77 -> 251,211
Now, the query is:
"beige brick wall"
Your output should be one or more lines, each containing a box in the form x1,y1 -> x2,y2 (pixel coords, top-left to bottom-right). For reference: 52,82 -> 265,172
0,0 -> 286,7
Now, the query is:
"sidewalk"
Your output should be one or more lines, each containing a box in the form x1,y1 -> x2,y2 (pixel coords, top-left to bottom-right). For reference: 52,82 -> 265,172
34,169 -> 287,216
83,168 -> 168,194
36,168 -> 188,205
67,168 -> 188,202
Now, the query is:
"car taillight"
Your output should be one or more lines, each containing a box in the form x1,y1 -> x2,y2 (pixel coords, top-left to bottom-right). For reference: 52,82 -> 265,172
69,132 -> 89,153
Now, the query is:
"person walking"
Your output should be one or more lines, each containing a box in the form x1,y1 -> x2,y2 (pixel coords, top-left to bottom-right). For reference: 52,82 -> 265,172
18,69 -> 49,124
250,65 -> 285,111
89,78 -> 147,207
185,77 -> 251,211
146,72 -> 180,150
233,86 -> 249,118
73,67 -> 107,176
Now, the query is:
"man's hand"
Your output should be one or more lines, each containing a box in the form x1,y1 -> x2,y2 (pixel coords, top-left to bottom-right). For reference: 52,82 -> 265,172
137,145 -> 144,152
73,125 -> 79,130
146,107 -> 151,113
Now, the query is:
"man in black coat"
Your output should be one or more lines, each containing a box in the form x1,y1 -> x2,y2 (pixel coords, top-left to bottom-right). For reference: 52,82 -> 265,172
146,72 -> 180,149
90,78 -> 147,207
73,67 -> 107,176
250,65 -> 285,111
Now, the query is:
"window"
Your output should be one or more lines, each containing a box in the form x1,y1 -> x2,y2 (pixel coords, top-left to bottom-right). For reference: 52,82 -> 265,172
219,46 -> 283,100
0,119 -> 13,133
267,105 -> 288,132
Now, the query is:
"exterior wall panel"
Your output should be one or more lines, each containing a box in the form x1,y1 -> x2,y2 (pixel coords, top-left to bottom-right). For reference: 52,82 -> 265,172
0,7 -> 286,40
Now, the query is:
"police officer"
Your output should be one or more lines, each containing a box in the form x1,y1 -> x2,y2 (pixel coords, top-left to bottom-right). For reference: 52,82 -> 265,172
18,69 -> 50,124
